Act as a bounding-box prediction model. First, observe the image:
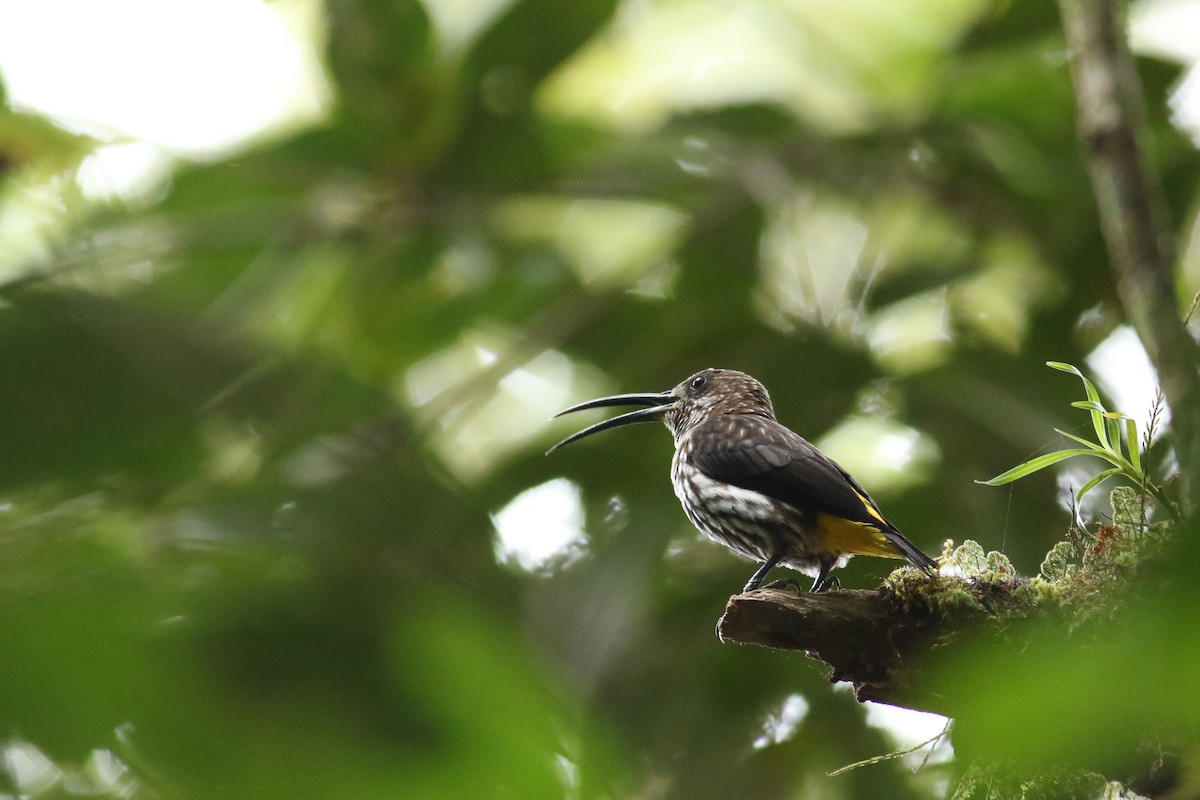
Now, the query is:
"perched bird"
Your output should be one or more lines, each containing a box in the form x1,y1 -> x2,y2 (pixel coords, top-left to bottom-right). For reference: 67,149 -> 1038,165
547,368 -> 937,593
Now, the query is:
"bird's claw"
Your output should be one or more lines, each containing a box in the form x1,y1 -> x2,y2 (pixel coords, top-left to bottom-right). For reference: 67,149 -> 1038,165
761,578 -> 803,593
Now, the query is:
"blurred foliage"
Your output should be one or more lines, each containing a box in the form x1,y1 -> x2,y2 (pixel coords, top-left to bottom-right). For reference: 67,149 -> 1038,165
1,0 -> 1199,797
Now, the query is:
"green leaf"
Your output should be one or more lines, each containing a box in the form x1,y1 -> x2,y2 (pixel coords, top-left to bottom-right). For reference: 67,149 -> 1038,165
1053,428 -> 1105,453
977,448 -> 1098,486
1050,362 -> 1110,449
1045,361 -> 1079,375
1126,418 -> 1141,473
1064,406 -> 1140,473
1105,416 -> 1122,457
1076,467 -> 1123,501
1047,361 -> 1102,405
1049,429 -> 1133,472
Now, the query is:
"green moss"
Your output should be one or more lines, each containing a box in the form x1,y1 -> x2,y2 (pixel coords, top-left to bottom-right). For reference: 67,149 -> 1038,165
884,487 -> 1174,630
884,539 -> 1034,620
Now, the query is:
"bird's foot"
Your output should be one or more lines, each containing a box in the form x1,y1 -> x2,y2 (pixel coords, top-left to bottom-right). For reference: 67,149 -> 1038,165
761,578 -> 803,593
809,575 -> 841,593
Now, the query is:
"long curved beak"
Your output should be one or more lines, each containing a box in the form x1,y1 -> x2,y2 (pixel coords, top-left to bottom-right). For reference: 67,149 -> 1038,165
546,391 -> 676,455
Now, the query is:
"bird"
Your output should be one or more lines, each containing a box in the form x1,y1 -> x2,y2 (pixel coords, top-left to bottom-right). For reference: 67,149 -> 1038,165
546,368 -> 938,593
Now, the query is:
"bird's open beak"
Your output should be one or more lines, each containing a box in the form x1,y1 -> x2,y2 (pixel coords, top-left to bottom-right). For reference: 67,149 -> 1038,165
546,391 -> 676,454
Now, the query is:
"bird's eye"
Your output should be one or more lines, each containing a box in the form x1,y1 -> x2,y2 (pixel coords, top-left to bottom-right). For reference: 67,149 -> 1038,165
689,374 -> 708,391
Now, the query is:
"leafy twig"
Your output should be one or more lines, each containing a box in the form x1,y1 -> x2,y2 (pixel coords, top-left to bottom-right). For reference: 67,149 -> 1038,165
978,362 -> 1180,524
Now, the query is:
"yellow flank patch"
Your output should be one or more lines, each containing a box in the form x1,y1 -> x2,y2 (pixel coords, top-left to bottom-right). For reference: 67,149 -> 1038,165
817,514 -> 903,559
853,490 -> 888,525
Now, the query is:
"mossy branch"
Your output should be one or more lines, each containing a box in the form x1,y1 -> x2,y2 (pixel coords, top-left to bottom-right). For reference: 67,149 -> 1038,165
718,508 -> 1167,717
715,571 -> 1023,717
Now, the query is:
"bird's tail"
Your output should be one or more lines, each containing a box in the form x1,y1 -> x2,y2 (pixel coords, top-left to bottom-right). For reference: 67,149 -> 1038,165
839,487 -> 938,574
881,527 -> 938,574
818,514 -> 938,574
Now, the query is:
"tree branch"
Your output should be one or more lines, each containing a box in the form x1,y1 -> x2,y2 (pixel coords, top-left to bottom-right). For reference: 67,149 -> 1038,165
717,584 -> 1011,716
1057,0 -> 1200,512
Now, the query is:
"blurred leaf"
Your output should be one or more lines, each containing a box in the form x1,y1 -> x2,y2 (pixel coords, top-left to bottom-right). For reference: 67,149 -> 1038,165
0,290 -> 208,490
942,587 -> 1200,770
2,0 -> 1199,797
432,0 -> 619,187
322,0 -> 438,168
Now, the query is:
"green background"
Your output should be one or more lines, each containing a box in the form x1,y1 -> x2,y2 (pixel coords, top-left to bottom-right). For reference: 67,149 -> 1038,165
1,0 -> 1197,797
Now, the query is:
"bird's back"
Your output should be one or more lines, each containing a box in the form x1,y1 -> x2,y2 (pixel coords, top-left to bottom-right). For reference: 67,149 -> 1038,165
676,414 -> 936,571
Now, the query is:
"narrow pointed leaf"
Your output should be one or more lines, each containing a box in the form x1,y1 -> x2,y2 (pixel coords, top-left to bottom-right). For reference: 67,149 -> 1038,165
1051,362 -> 1109,448
1089,403 -> 1110,450
977,448 -> 1098,486
1105,416 -> 1122,459
1046,361 -> 1081,376
1053,428 -> 1106,453
1050,431 -> 1132,471
1126,418 -> 1141,473
1076,467 -> 1124,501
1048,361 -> 1102,404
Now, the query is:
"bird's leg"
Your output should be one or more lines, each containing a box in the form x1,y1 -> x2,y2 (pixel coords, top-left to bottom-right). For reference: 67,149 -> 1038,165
809,561 -> 840,593
742,554 -> 783,592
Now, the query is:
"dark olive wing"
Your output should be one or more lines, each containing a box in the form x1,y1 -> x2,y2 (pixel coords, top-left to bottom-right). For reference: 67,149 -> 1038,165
687,415 -> 936,570
688,415 -> 887,527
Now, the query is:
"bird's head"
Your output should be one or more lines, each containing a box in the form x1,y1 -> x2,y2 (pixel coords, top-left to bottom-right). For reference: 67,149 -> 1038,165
546,368 -> 775,453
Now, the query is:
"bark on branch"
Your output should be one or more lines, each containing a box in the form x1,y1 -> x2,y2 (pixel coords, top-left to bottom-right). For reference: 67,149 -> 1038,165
717,581 -> 1022,716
